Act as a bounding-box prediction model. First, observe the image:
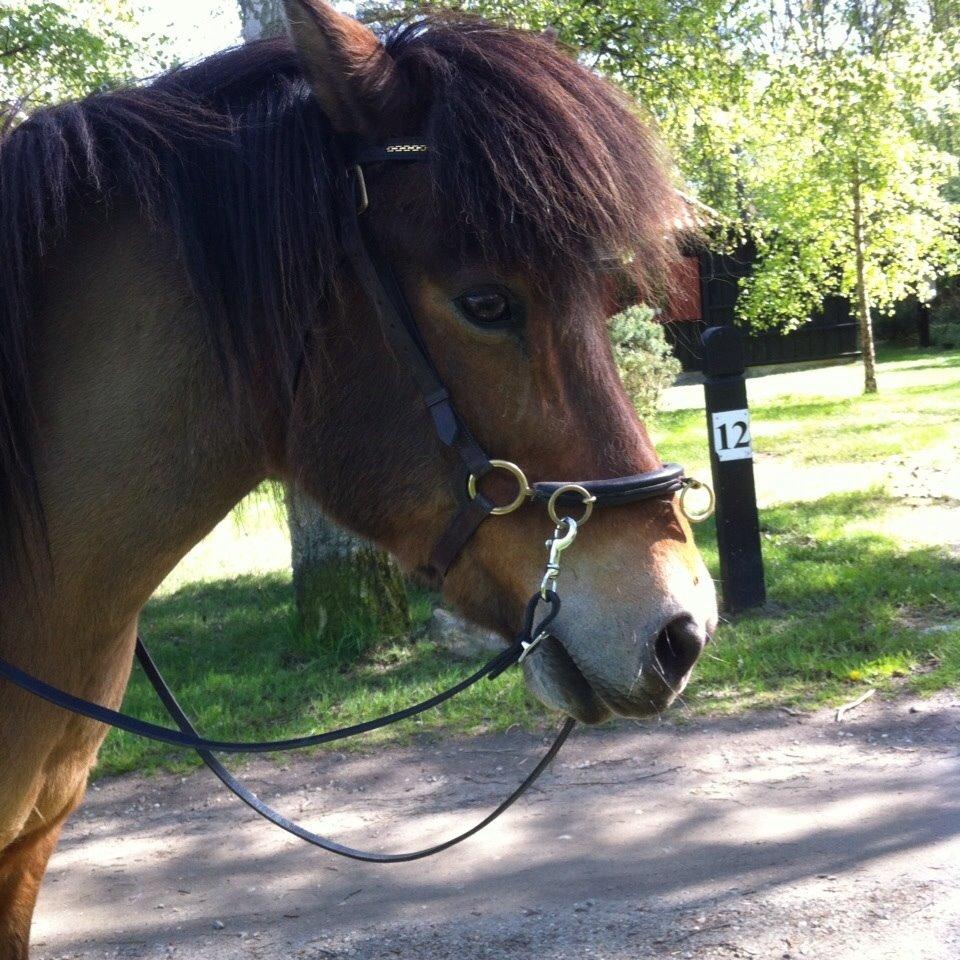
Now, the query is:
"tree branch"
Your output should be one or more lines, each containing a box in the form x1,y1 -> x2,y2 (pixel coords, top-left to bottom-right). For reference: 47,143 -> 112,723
0,42 -> 32,60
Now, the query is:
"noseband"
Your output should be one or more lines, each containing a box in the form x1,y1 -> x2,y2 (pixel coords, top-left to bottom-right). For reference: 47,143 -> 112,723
0,138 -> 713,864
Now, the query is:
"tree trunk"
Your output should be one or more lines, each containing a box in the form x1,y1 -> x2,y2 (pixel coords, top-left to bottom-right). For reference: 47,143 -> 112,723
851,174 -> 879,394
285,486 -> 409,644
240,0 -> 410,646
237,0 -> 286,41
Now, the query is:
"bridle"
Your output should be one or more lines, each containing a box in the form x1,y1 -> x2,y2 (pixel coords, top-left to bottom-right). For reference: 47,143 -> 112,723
0,138 -> 714,863
340,139 -> 712,583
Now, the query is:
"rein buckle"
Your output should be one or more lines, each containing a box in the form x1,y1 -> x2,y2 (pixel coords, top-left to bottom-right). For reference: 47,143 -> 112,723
679,477 -> 716,523
467,460 -> 532,516
518,630 -> 549,664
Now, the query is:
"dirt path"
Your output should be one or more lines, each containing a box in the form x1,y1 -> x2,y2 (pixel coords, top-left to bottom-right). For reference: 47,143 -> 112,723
35,692 -> 960,960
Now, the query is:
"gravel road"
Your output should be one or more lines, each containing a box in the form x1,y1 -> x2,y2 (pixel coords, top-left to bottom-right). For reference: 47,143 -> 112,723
34,691 -> 960,960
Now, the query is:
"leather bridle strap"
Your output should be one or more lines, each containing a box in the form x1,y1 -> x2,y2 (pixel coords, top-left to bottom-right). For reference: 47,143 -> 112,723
0,593 -> 560,750
533,464 -> 686,507
0,593 -> 569,861
0,613 -> 538,754
336,140 -> 500,582
337,140 -> 695,582
337,141 -> 491,477
135,637 -> 575,863
428,494 -> 493,579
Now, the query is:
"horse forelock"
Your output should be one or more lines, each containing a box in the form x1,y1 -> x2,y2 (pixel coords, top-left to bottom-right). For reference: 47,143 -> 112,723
384,16 -> 681,294
0,17 -> 680,585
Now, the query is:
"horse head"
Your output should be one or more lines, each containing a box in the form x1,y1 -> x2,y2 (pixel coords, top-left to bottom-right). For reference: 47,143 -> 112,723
282,1 -> 718,722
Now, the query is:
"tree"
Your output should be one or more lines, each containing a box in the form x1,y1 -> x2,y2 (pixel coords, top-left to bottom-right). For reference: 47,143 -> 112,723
237,0 -> 287,42
608,305 -> 681,420
238,0 -> 411,645
390,0 -> 960,395
0,1 -> 167,109
361,0 -> 761,220
285,486 -> 410,647
733,3 -> 960,393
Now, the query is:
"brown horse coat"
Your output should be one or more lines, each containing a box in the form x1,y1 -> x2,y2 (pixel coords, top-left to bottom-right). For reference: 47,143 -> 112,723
0,4 -> 715,954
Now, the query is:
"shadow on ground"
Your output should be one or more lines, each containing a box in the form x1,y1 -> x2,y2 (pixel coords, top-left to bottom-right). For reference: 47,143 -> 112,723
38,694 -> 960,959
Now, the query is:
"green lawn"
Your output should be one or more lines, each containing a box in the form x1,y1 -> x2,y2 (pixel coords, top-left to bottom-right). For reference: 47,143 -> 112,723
97,347 -> 960,777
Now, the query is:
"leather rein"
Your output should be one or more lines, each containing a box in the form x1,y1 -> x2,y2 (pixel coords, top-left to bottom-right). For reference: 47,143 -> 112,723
0,138 -> 713,863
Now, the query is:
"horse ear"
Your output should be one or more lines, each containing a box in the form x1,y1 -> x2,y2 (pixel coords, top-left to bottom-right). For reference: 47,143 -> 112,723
281,0 -> 401,137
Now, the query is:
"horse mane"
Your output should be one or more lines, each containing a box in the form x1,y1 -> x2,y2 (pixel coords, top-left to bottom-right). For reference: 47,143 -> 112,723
0,16 -> 680,580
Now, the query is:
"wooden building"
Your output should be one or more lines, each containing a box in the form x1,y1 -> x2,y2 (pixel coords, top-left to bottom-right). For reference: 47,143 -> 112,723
662,241 -> 860,371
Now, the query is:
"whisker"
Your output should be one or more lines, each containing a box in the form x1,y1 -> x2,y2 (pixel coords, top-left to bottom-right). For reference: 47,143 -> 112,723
630,691 -> 664,725
700,650 -> 727,663
649,655 -> 692,717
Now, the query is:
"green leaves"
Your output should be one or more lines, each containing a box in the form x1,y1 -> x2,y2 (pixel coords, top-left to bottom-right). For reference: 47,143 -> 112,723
0,1 -> 170,110
432,0 -> 960,347
607,304 -> 680,421
734,22 -> 960,332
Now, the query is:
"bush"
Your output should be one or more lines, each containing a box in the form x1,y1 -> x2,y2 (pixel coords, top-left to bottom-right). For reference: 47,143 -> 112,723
874,296 -> 924,345
931,277 -> 960,348
608,305 -> 681,421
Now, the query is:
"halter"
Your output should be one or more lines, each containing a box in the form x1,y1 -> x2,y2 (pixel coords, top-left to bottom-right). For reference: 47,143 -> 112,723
0,138 -> 714,864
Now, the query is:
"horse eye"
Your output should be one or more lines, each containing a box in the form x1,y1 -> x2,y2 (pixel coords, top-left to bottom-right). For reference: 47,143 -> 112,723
456,289 -> 513,327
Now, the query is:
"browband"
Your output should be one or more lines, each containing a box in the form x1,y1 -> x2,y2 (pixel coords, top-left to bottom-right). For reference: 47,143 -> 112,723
351,140 -> 430,164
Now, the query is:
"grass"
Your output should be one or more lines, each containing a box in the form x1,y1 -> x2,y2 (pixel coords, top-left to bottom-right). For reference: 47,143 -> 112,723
97,346 -> 960,777
685,489 -> 960,713
98,572 -> 517,777
657,347 -> 960,473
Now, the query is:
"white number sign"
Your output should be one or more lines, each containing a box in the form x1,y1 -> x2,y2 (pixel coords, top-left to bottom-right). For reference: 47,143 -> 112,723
711,409 -> 753,461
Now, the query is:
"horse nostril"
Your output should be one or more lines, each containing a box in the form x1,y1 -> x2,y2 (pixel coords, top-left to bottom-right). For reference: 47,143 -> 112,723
652,615 -> 706,688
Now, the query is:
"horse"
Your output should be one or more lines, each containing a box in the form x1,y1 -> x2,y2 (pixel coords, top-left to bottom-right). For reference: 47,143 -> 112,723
0,1 -> 718,953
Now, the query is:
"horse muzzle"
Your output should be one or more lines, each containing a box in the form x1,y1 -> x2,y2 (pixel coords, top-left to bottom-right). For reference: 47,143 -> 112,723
522,597 -> 716,723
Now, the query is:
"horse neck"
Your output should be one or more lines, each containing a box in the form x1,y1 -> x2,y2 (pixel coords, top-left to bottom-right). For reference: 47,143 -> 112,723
10,206 -> 275,649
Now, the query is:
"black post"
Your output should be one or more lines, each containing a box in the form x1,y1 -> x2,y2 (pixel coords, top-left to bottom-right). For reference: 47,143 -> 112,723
702,326 -> 766,612
918,301 -> 932,348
